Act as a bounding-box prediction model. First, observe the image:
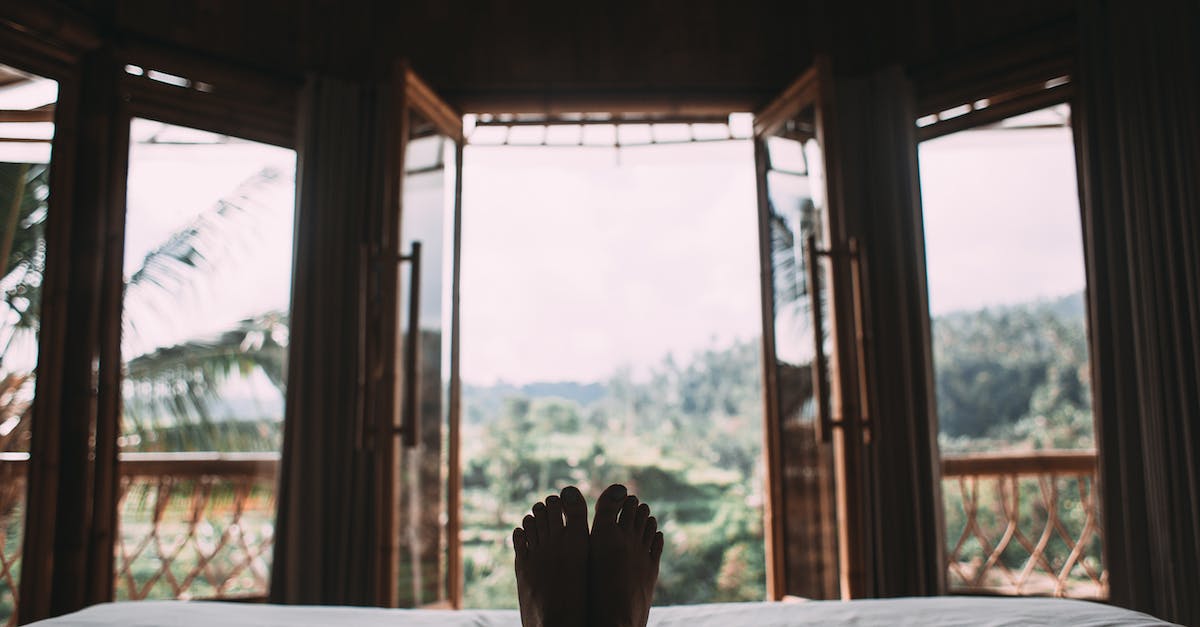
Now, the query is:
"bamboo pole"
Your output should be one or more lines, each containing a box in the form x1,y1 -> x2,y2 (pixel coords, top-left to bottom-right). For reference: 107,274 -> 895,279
0,163 -> 30,277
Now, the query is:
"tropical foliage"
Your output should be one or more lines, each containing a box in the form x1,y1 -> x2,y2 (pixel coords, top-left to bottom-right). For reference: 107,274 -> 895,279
460,339 -> 767,608
935,293 -> 1093,454
460,291 -> 1097,606
2,144 -> 1098,616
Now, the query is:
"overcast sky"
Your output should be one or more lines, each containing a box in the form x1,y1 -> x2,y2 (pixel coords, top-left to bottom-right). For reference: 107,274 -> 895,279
460,141 -> 763,385
2,83 -> 1084,389
460,121 -> 1085,385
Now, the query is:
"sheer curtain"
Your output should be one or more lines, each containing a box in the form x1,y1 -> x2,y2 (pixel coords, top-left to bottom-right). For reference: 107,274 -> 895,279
1075,2 -> 1200,624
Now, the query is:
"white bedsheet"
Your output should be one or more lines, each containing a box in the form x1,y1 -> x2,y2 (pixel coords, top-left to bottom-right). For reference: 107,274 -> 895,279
30,597 -> 1177,626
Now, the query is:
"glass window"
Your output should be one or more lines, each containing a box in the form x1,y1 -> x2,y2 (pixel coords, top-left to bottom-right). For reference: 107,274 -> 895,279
459,136 -> 766,607
759,106 -> 839,600
0,63 -> 56,627
394,109 -> 457,607
115,118 -> 295,601
920,103 -> 1104,598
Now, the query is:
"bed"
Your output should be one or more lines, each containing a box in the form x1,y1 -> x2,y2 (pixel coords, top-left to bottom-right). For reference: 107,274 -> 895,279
29,597 -> 1178,626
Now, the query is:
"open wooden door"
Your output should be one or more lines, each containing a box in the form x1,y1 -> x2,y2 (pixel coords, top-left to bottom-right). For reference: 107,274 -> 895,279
754,57 -> 870,601
378,65 -> 464,609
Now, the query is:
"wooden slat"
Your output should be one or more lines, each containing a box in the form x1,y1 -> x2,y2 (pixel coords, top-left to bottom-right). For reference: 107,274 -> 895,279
0,452 -> 281,479
402,64 -> 462,143
118,453 -> 279,479
917,82 -> 1072,142
120,74 -> 297,149
0,109 -> 55,122
752,61 -> 823,139
941,451 -> 1097,477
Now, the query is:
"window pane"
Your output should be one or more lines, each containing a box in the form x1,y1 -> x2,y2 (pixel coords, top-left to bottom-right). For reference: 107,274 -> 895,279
116,118 -> 296,601
459,137 -> 766,607
0,64 -> 56,627
394,109 -> 456,606
920,103 -> 1104,598
761,105 -> 839,600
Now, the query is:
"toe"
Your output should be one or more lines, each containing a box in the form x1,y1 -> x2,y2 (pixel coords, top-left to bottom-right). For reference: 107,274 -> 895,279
532,501 -> 550,539
643,516 -> 658,547
651,531 -> 665,559
617,495 -> 640,529
592,483 -> 627,532
560,486 -> 589,535
523,514 -> 539,548
513,527 -> 529,562
633,503 -> 650,534
545,495 -> 564,536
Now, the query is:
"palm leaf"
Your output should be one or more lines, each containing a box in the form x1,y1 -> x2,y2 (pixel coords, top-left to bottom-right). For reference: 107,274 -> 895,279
122,165 -> 288,358
120,165 -> 292,451
0,162 -> 50,368
122,311 -> 288,451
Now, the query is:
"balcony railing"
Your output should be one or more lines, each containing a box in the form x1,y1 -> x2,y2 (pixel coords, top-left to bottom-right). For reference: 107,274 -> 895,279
114,453 -> 279,602
0,452 -> 279,626
941,450 -> 1106,599
1,454 -> 26,627
2,449 -> 1107,625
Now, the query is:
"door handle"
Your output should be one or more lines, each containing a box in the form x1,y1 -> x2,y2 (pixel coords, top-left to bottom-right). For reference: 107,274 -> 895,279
805,235 -> 871,444
398,241 -> 422,449
848,237 -> 872,445
805,234 -> 837,442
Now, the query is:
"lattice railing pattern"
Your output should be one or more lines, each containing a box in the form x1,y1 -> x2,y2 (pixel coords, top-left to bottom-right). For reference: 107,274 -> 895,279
1,456 -> 26,627
942,450 -> 1106,598
115,453 -> 278,601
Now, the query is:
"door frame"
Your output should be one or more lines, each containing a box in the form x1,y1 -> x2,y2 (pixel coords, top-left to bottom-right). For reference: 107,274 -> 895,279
753,55 -> 871,601
374,63 -> 465,608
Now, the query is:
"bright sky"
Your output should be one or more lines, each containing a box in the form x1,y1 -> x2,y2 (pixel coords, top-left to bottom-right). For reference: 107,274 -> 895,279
461,109 -> 1086,385
460,141 -> 762,385
919,117 -> 1085,316
1,76 -> 1086,391
123,119 -> 296,356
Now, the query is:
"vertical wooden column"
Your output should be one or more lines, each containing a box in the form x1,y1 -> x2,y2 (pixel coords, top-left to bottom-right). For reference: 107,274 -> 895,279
19,50 -> 122,623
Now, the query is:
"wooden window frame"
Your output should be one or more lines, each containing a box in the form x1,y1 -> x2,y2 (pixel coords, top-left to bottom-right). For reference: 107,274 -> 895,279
8,25 -> 304,619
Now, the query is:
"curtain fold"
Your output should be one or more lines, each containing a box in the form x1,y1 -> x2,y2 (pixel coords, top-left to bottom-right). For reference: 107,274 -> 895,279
1075,2 -> 1200,625
270,75 -> 385,606
834,68 -> 943,598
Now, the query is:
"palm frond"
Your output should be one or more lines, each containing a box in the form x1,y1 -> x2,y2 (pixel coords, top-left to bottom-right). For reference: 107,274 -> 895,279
120,163 -> 293,452
0,162 -> 50,371
122,165 -> 289,358
122,311 -> 288,451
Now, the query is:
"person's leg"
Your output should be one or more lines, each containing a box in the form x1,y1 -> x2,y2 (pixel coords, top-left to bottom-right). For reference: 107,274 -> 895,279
587,484 -> 664,627
513,486 -> 590,627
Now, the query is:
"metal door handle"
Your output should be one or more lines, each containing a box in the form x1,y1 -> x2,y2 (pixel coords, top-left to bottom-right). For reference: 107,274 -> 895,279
848,237 -> 872,445
805,234 -> 836,442
398,241 -> 422,449
806,235 -> 872,444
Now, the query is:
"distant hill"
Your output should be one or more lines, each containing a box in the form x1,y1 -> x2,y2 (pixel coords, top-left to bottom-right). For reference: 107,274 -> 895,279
937,290 -> 1085,323
463,380 -> 608,424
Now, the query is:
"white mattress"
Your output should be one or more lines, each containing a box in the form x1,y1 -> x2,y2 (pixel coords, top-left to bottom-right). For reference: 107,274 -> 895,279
30,597 -> 1177,627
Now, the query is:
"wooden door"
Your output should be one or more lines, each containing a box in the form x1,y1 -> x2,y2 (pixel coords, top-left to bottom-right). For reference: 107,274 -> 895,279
754,57 -> 869,601
382,65 -> 465,609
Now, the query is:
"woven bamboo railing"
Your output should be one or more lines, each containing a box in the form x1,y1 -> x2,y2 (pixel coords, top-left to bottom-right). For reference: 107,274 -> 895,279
1,448 -> 1108,626
0,452 -> 280,626
941,450 -> 1106,599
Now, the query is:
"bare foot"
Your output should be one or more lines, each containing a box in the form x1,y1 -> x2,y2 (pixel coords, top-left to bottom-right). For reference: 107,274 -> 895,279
587,484 -> 664,627
514,486 -> 590,627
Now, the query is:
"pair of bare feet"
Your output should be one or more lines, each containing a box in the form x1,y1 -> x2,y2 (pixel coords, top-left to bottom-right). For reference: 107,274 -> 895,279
513,484 -> 665,627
